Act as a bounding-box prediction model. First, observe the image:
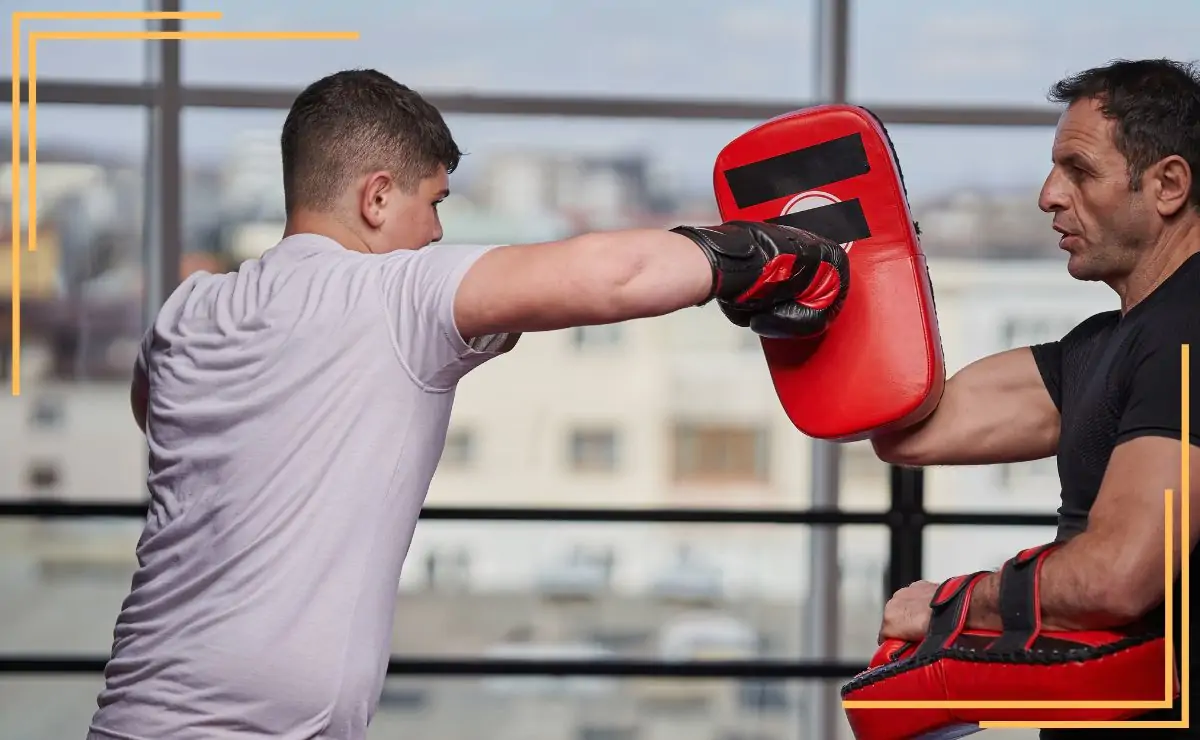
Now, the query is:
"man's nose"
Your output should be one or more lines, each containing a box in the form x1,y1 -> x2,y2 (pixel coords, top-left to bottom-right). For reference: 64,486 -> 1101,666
1038,171 -> 1067,213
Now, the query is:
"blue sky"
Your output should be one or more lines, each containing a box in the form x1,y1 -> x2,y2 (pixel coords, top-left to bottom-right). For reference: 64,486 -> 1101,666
4,0 -> 1200,200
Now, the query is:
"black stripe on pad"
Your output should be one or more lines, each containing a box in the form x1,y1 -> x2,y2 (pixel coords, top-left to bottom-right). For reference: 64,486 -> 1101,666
767,199 -> 871,244
724,133 -> 870,209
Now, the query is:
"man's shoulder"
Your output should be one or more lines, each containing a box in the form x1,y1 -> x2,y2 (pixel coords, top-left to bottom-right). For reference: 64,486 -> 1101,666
1127,255 -> 1200,353
380,243 -> 503,270
1061,309 -> 1121,350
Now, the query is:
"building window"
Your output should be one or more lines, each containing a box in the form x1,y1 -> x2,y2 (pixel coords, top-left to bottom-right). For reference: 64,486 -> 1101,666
571,324 -> 623,350
672,423 -> 770,484
569,428 -> 619,472
441,428 -> 476,469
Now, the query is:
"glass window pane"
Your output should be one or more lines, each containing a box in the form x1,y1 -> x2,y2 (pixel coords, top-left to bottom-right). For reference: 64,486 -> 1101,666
0,0 -> 149,83
1,104 -> 148,501
0,676 -> 107,740
850,0 -> 1200,106
840,441 -> 890,513
179,0 -> 816,100
0,519 -> 887,665
182,109 -> 871,511
923,524 -> 1059,586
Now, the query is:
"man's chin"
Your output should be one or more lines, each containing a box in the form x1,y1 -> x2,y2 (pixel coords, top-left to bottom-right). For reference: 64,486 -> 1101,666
1064,253 -> 1103,282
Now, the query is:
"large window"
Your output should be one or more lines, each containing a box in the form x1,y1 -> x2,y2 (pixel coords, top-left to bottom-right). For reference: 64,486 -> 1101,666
849,0 -> 1200,106
3,3 -> 1095,739
0,1 -> 150,84
1,104 -> 149,502
180,0 -> 818,101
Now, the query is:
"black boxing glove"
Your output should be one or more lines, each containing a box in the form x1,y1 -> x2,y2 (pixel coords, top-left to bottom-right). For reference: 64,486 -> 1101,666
670,221 -> 850,338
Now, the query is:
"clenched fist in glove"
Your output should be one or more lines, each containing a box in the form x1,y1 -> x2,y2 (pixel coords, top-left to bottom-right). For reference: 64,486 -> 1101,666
671,221 -> 850,338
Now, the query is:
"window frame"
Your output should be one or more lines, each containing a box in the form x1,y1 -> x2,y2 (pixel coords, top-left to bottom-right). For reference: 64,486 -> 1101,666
0,0 -> 1063,711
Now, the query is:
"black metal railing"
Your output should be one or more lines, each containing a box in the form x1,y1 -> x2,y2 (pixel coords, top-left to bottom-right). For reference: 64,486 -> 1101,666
0,468 -> 1058,679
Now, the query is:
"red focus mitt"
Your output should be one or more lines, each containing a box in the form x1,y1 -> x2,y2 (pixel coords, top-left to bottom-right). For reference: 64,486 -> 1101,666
713,105 -> 944,440
841,542 -> 1177,740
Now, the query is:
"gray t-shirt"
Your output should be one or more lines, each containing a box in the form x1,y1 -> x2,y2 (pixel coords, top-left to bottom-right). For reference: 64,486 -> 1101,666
87,234 -> 510,740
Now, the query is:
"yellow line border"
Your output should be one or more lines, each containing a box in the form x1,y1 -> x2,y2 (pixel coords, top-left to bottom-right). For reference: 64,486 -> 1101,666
8,12 -> 359,396
845,345 -> 1191,730
11,11 -> 222,246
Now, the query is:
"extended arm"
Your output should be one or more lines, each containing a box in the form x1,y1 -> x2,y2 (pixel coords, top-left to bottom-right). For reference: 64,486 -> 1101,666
383,222 -> 847,391
453,229 -> 712,338
966,436 -> 1199,630
870,347 -> 1061,467
452,223 -> 848,340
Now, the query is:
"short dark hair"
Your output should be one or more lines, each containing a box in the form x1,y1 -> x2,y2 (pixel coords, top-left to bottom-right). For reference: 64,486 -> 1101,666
1048,58 -> 1200,206
280,69 -> 462,214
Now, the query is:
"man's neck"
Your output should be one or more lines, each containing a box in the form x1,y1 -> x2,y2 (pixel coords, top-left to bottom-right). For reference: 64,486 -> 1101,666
1115,220 -> 1200,314
283,211 -> 372,253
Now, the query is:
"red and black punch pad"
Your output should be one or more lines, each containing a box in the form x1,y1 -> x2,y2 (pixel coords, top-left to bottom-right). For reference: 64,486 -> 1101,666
841,542 -> 1177,740
713,105 -> 944,440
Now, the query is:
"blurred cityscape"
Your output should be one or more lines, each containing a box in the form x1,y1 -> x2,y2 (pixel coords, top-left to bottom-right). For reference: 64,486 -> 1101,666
0,130 -> 1112,740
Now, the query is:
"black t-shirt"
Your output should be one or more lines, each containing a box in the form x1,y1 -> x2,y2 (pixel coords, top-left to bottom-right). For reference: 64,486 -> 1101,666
1029,251 -> 1200,738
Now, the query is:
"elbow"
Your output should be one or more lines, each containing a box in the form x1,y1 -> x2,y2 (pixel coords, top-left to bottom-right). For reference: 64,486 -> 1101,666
1121,582 -> 1165,623
1093,565 -> 1162,626
1093,591 -> 1154,627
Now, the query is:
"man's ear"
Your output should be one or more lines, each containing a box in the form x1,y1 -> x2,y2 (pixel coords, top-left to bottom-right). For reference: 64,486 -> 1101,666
360,170 -> 393,228
1150,155 -> 1192,218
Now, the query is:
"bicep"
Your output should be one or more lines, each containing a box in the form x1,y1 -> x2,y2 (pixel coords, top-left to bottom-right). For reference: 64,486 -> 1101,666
453,235 -> 632,339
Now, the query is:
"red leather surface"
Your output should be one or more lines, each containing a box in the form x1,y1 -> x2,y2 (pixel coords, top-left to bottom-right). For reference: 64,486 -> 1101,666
843,633 -> 1176,740
714,105 -> 945,440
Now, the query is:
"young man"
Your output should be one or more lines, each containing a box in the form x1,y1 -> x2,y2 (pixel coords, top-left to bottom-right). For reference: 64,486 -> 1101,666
86,70 -> 849,740
873,59 -> 1200,737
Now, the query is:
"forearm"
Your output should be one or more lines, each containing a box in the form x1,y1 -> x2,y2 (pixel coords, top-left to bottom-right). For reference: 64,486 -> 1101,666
583,229 -> 713,321
966,534 -> 1139,632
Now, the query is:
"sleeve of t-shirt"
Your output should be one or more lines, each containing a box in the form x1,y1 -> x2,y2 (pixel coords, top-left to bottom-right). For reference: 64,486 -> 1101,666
1029,340 -> 1064,412
377,243 -> 513,392
1028,312 -> 1120,413
1115,321 -> 1200,447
